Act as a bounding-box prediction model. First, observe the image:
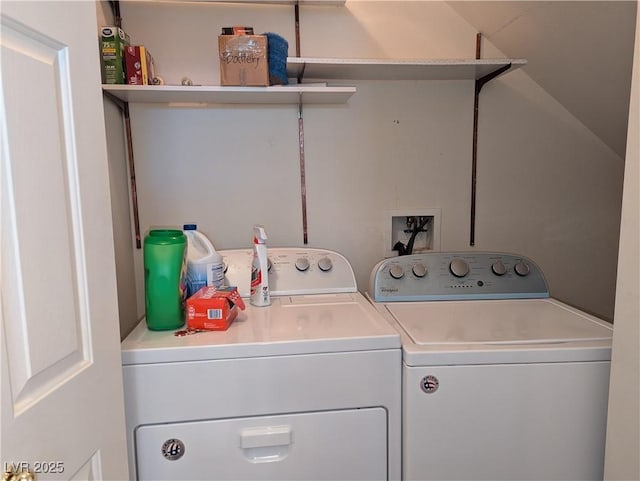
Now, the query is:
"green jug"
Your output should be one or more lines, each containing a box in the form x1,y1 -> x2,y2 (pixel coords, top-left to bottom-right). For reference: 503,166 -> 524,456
144,229 -> 187,330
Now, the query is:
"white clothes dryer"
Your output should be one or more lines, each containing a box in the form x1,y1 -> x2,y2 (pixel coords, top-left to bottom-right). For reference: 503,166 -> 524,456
367,252 -> 613,481
122,248 -> 401,481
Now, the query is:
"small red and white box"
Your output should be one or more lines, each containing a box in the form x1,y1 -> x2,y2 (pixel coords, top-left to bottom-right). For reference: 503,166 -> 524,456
186,286 -> 246,331
124,45 -> 155,85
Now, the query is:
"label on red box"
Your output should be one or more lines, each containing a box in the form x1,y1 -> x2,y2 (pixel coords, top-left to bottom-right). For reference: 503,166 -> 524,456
186,286 -> 245,331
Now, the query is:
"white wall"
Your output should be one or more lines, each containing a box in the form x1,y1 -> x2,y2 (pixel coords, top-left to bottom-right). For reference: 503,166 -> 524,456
475,64 -> 623,320
108,1 -> 624,331
604,4 -> 640,478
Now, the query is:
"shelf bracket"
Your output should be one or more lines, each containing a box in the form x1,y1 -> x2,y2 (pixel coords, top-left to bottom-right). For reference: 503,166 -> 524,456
294,1 -> 308,244
122,102 -> 143,249
298,95 -> 309,244
103,93 -> 143,249
104,1 -> 143,248
294,1 -> 301,58
108,1 -> 122,28
470,33 -> 512,246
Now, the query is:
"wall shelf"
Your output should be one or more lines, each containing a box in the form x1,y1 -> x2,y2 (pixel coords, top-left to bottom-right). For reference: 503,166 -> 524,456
102,84 -> 356,105
287,57 -> 527,81
103,58 -> 526,105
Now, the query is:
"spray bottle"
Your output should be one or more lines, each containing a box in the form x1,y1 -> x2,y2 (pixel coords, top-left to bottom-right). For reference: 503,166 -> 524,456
250,225 -> 270,307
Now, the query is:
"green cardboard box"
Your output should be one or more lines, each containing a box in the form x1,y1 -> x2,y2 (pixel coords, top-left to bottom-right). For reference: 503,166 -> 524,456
101,26 -> 130,84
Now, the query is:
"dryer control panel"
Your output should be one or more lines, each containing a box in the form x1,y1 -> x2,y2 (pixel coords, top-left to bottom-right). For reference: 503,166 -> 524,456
369,252 -> 549,302
220,247 -> 357,298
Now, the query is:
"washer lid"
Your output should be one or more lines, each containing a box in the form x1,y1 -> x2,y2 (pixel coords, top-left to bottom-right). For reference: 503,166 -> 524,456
122,293 -> 400,365
388,299 -> 612,345
384,298 -> 613,365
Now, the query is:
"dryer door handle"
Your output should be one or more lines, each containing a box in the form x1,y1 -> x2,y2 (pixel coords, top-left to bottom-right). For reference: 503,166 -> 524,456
240,425 -> 292,464
240,425 -> 292,449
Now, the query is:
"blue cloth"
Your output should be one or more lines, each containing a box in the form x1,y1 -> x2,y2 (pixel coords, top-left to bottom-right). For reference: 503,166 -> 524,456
264,32 -> 288,85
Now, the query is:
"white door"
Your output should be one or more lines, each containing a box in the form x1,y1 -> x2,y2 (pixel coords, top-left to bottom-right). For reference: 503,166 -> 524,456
1,1 -> 129,480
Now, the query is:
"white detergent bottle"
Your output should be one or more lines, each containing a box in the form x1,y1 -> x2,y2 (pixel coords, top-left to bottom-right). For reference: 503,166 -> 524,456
183,224 -> 225,297
250,225 -> 270,307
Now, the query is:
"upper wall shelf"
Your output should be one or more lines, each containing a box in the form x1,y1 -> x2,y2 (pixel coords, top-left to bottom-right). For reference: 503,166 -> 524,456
287,57 -> 527,81
102,57 -> 526,105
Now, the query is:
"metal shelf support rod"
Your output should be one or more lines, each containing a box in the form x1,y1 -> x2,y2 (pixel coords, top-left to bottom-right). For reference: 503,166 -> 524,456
294,1 -> 309,244
470,32 -> 511,246
102,92 -> 143,250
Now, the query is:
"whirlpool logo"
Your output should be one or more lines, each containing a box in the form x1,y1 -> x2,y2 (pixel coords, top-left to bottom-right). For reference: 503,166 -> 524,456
161,439 -> 185,461
420,375 -> 439,394
380,287 -> 399,293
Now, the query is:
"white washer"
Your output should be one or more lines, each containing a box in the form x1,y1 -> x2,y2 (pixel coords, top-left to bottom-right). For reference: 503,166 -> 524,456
122,247 -> 401,481
367,252 -> 613,481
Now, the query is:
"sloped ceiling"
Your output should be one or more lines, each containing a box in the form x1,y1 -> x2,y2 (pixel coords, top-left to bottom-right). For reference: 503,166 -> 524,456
447,0 -> 637,159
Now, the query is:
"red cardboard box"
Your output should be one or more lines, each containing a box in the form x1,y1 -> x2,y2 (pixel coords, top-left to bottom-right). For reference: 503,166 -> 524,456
186,286 -> 246,331
125,45 -> 155,85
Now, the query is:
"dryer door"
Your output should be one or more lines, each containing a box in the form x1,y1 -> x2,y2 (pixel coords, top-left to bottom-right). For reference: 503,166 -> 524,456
135,407 -> 387,480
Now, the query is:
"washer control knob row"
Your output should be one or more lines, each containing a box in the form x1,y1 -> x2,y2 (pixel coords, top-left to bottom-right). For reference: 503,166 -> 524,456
491,260 -> 507,276
450,258 -> 469,278
295,257 -> 333,272
514,261 -> 530,277
412,262 -> 428,278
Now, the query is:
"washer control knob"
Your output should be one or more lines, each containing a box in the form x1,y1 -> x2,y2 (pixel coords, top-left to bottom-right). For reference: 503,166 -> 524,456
491,260 -> 507,276
449,258 -> 469,278
412,262 -> 428,278
389,264 -> 405,280
514,261 -> 530,277
295,257 -> 310,272
318,257 -> 333,272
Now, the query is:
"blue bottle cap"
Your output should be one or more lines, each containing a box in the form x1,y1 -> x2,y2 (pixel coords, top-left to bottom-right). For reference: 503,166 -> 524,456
183,224 -> 197,230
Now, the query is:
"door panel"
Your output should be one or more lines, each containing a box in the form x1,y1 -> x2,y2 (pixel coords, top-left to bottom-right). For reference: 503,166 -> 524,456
2,13 -> 90,414
1,2 -> 128,479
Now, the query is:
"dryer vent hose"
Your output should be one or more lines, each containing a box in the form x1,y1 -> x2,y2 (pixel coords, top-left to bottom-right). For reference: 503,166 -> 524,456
393,216 -> 430,256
